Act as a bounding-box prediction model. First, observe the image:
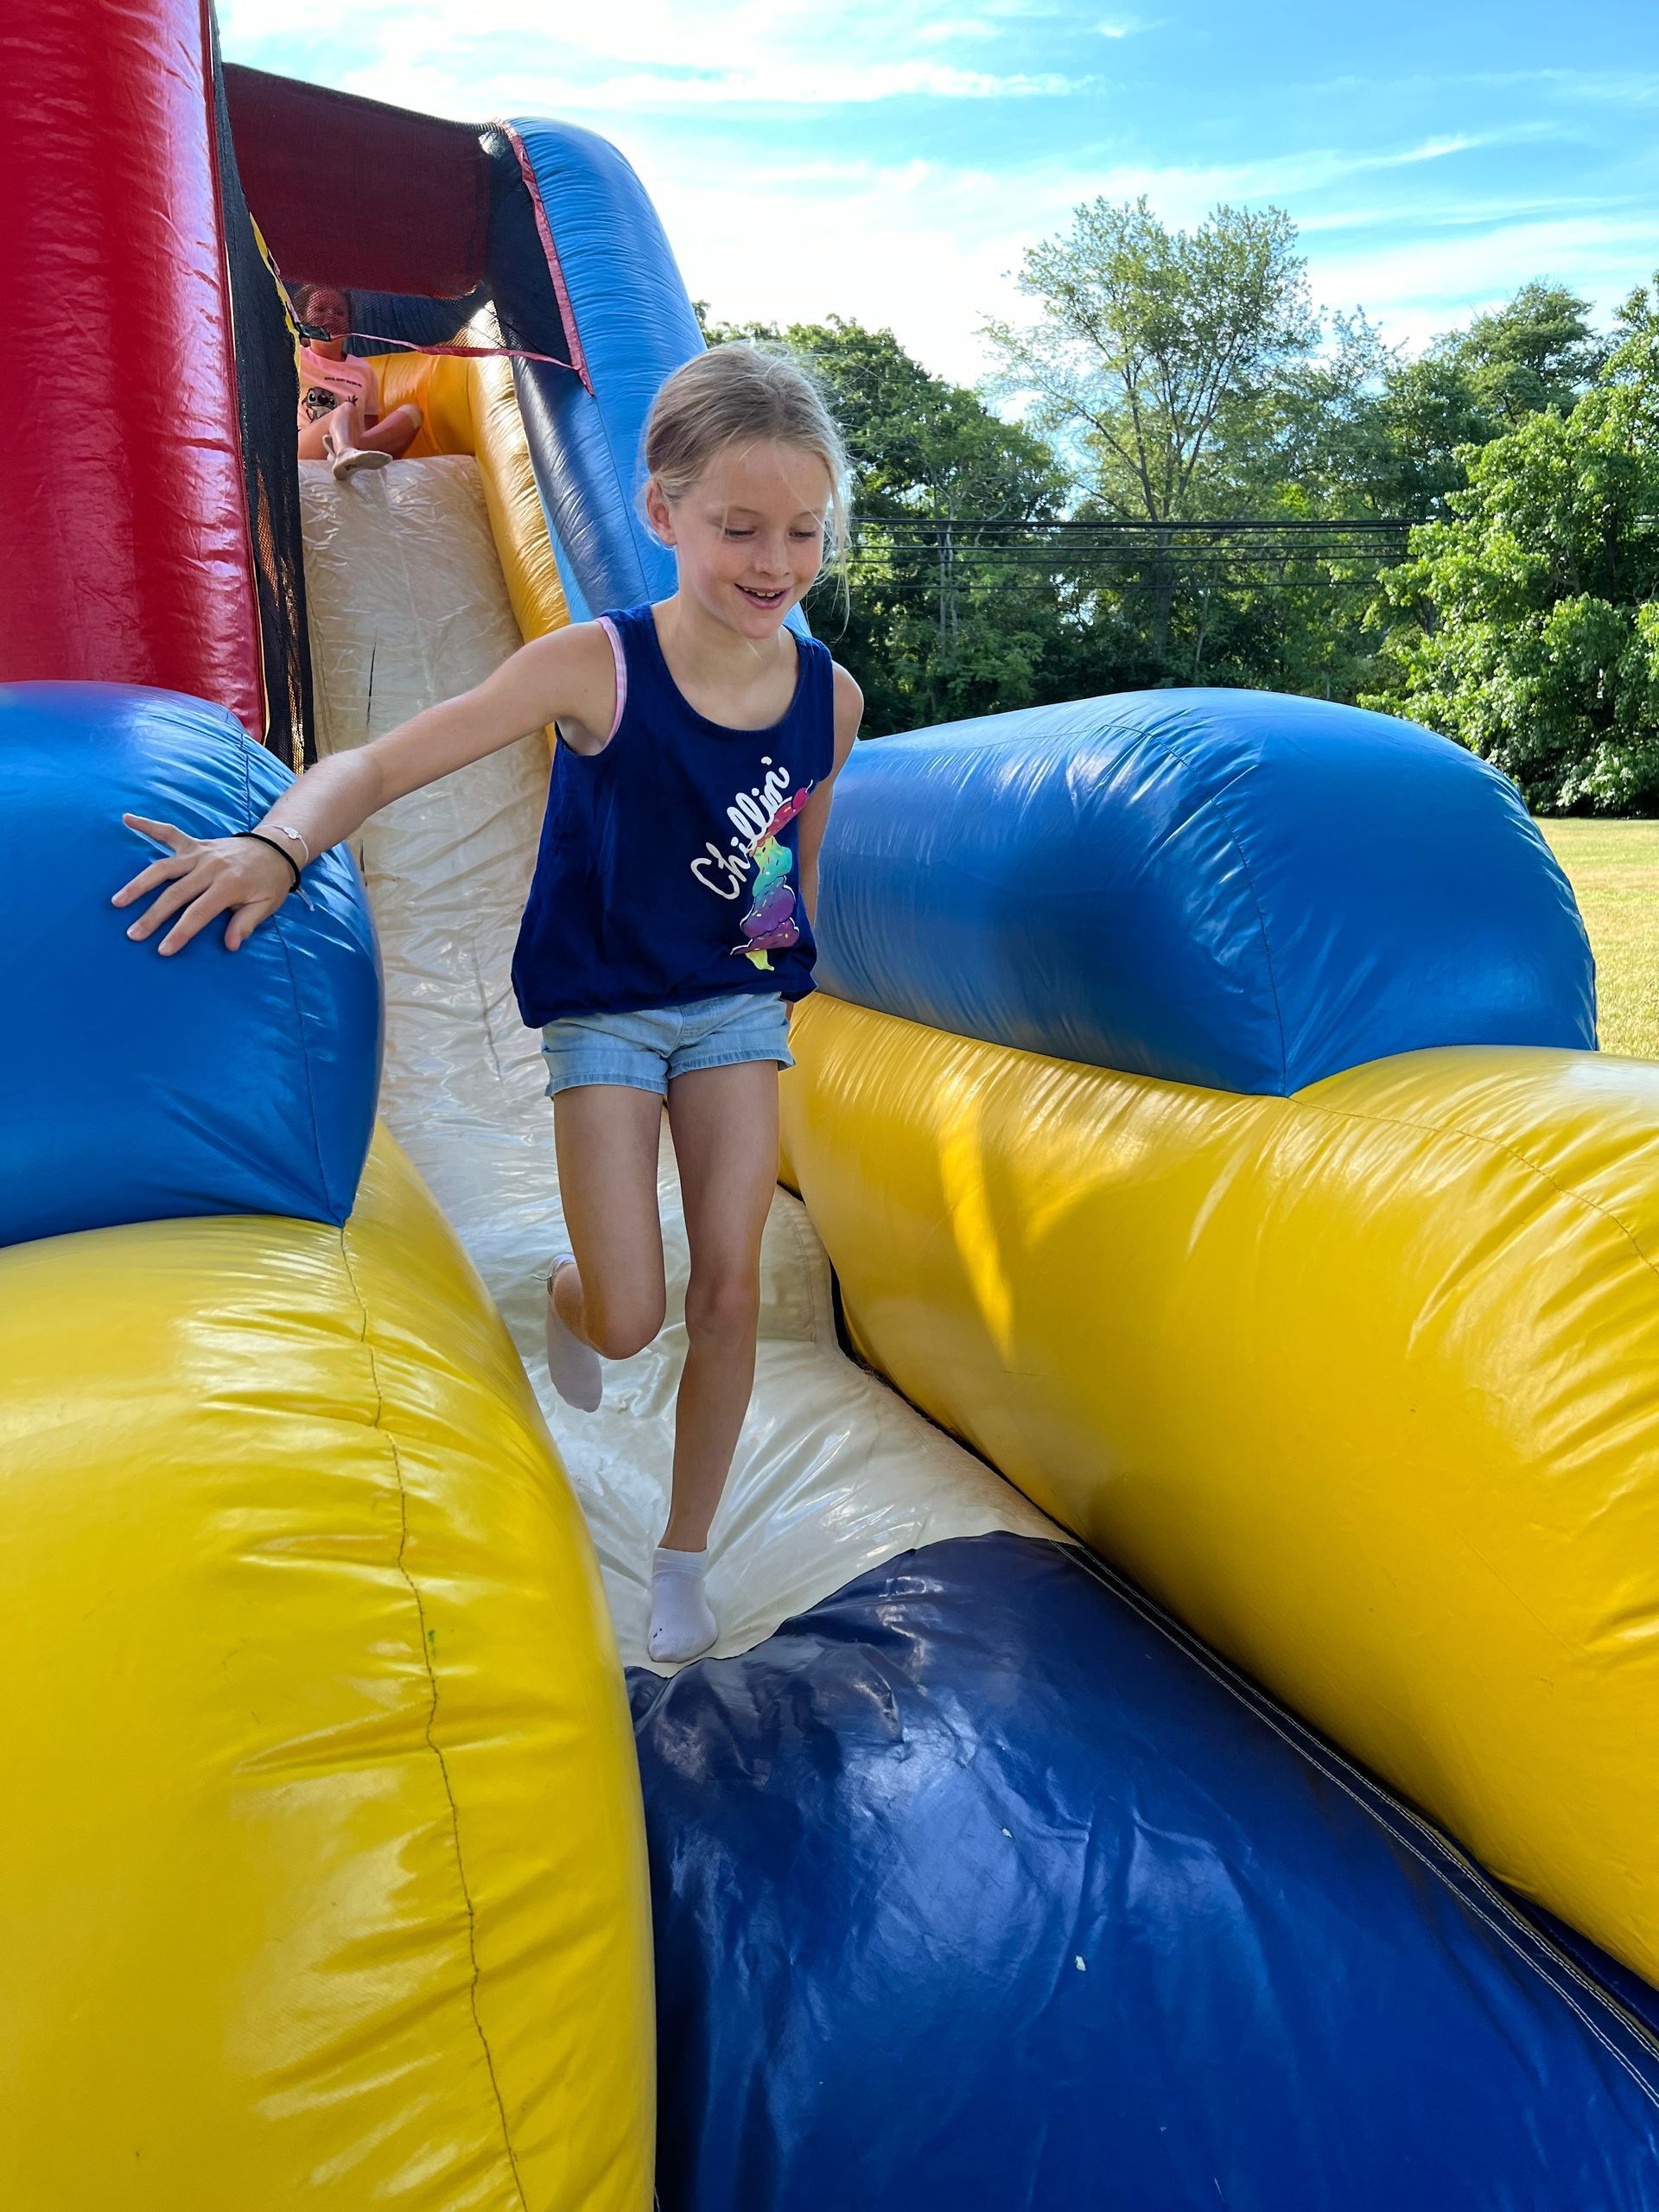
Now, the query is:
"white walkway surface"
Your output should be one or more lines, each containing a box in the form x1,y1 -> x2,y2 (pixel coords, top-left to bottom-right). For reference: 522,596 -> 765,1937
301,454 -> 1052,1669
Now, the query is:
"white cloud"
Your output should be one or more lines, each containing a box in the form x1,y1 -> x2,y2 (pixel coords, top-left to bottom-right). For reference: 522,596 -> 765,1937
578,145 -> 1110,381
222,0 -> 1087,100
1306,212 -> 1658,346
911,16 -> 1004,41
548,63 -> 1090,107
327,52 -> 1088,124
1294,65 -> 1659,111
218,6 -> 1659,384
1298,190 -> 1640,238
622,142 -> 1659,380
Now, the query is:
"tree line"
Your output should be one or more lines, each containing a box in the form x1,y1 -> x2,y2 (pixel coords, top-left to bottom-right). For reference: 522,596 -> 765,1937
703,199 -> 1659,815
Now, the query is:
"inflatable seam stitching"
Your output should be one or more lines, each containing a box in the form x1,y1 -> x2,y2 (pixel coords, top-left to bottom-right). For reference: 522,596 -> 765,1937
1070,1548 -> 1659,2098
238,735 -> 334,1215
497,122 -> 592,392
335,1220 -> 534,2209
1293,1093 -> 1659,1290
567,405 -> 650,613
1146,731 -> 1290,1090
505,132 -> 659,607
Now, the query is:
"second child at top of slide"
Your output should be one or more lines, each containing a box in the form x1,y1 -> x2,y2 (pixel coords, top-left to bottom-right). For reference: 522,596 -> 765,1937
111,343 -> 863,1669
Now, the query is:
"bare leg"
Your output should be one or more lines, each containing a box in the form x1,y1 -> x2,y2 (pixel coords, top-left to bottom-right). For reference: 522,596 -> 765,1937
550,1085 -> 667,1360
353,402 -> 423,457
660,1059 -> 780,1551
297,399 -> 423,470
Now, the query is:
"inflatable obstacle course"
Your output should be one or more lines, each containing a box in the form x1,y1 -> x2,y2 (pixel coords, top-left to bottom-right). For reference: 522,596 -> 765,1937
789,690 -> 1659,1984
6,4 -> 1659,2207
3,1128 -> 653,2208
4,683 -> 379,1243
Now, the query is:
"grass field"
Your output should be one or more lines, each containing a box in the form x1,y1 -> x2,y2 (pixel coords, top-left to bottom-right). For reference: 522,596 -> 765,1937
1538,821 -> 1659,1061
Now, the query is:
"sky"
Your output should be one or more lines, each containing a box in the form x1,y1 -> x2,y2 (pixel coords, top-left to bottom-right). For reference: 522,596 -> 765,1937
220,0 -> 1659,385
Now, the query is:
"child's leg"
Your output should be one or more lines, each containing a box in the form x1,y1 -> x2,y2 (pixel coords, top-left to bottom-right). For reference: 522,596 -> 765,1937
661,1059 -> 780,1550
321,399 -> 369,461
550,1084 -> 668,1361
639,1060 -> 776,1664
308,399 -> 424,476
353,403 -> 423,458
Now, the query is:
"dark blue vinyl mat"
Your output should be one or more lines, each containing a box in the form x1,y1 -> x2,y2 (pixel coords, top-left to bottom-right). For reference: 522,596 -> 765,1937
631,1532 -> 1659,2212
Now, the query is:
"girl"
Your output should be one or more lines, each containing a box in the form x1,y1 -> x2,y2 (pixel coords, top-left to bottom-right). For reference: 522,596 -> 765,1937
113,344 -> 863,1667
292,281 -> 424,480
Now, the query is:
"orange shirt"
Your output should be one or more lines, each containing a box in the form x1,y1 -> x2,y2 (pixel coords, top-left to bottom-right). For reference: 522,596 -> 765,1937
296,344 -> 378,429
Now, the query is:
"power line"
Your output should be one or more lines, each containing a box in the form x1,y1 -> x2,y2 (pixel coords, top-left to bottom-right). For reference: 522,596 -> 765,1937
849,517 -> 1411,552
838,516 -> 1412,590
855,516 -> 1413,533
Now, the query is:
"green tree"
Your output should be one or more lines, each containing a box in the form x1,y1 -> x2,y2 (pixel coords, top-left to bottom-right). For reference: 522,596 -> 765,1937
1190,282 -> 1613,701
1363,283 -> 1659,813
1203,313 -> 1395,516
1360,282 -> 1606,520
983,197 -> 1319,659
1451,280 -> 1608,423
1363,354 -> 1496,519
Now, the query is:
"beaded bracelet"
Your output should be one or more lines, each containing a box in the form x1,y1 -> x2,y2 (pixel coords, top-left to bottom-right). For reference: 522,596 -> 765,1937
235,830 -> 303,893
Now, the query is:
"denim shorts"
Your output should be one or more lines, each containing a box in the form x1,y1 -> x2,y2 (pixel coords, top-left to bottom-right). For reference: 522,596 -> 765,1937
540,989 -> 795,1099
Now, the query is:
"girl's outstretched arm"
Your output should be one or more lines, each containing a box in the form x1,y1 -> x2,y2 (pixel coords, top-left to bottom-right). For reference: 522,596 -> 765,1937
112,623 -> 619,957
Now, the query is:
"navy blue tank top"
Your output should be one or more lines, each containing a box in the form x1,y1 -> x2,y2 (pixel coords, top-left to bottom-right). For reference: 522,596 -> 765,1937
512,605 -> 836,1027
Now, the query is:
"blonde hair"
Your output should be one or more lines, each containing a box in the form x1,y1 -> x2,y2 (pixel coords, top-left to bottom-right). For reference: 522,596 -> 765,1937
643,343 -> 851,570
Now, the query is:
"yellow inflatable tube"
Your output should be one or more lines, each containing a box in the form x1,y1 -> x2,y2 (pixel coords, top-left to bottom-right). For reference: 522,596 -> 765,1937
2,1133 -> 653,2209
781,993 -> 1659,1985
369,346 -> 568,647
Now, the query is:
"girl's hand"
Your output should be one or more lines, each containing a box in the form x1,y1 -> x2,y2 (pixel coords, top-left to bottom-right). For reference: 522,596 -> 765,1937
112,815 -> 295,956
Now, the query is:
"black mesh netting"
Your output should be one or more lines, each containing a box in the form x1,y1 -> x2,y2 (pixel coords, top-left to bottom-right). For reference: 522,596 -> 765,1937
208,13 -> 315,769
340,283 -> 493,356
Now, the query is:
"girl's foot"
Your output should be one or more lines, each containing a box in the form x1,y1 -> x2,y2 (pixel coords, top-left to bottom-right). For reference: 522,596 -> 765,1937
543,1257 -> 602,1412
326,434 -> 391,481
647,1544 -> 717,1665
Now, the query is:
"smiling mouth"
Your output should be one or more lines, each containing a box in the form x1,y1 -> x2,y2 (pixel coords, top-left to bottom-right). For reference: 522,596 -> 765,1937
737,585 -> 785,607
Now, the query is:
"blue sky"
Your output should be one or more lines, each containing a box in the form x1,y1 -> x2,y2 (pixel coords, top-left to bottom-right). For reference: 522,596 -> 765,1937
221,0 -> 1659,384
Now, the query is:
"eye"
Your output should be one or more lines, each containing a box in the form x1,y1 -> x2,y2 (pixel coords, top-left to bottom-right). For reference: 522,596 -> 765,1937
723,528 -> 755,539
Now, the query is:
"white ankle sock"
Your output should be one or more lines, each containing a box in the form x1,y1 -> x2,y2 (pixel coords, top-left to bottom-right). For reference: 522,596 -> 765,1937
647,1544 -> 717,1665
543,1257 -> 602,1413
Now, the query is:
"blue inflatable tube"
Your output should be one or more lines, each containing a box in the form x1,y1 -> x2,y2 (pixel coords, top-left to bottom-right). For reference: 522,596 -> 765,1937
490,116 -> 701,621
632,1534 -> 1659,2211
3,683 -> 381,1247
815,688 -> 1596,1093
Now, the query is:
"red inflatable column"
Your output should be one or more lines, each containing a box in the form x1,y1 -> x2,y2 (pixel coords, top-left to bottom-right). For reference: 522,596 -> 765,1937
0,0 -> 265,739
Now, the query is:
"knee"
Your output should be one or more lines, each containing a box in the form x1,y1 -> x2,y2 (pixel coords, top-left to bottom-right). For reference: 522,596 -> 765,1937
683,1270 -> 760,1351
585,1290 -> 665,1363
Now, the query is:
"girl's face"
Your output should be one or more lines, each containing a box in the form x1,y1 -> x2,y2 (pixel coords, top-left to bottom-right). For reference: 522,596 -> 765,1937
302,288 -> 349,341
647,438 -> 830,641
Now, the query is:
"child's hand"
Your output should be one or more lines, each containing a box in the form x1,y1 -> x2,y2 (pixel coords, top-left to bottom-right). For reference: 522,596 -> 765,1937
112,814 -> 295,956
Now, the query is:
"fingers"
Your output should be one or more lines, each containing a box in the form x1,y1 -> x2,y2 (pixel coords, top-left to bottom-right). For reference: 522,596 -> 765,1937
123,867 -> 213,944
114,826 -> 293,955
224,897 -> 283,952
157,883 -> 239,958
113,816 -> 197,909
121,813 -> 194,852
111,851 -> 193,908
